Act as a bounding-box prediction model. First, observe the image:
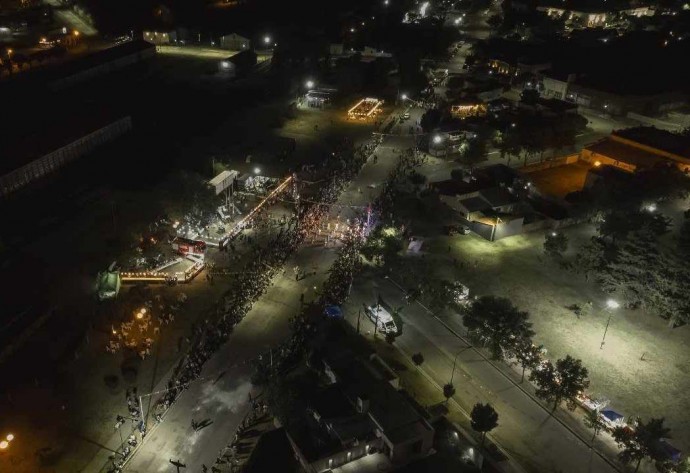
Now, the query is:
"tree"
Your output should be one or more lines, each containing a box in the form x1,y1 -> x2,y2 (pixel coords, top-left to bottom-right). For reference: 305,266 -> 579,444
612,417 -> 671,472
463,296 -> 534,360
676,214 -> 690,257
544,231 -> 568,259
520,88 -> 540,105
509,338 -> 543,383
385,331 -> 396,344
470,403 -> 499,447
411,352 -> 425,371
408,170 -> 427,191
487,14 -> 503,29
420,108 -> 442,133
583,409 -> 607,445
529,355 -> 589,412
443,383 -> 456,404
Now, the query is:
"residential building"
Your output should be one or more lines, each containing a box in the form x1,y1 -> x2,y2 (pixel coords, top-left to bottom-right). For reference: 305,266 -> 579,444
218,49 -> 257,77
143,30 -> 176,45
433,165 -> 528,241
539,70 -> 687,115
286,352 -> 434,473
219,33 -> 250,51
580,126 -> 690,172
538,3 -> 653,28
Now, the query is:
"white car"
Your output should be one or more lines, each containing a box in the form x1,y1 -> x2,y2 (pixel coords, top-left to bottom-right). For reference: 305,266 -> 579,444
365,305 -> 397,334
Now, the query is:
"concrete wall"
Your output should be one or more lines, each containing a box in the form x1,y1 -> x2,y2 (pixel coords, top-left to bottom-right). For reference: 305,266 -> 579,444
493,217 -> 524,240
0,117 -> 132,197
287,429 -> 382,473
519,154 -> 579,172
579,148 -> 636,173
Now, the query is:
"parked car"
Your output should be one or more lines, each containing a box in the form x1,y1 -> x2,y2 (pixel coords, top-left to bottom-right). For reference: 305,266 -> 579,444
365,305 -> 397,334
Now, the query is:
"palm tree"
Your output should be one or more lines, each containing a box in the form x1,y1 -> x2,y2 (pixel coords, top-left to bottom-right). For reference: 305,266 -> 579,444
470,403 -> 499,447
583,409 -> 606,446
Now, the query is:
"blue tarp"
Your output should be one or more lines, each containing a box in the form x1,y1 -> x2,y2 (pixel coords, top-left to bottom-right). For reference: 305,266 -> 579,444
601,409 -> 624,423
324,305 -> 343,318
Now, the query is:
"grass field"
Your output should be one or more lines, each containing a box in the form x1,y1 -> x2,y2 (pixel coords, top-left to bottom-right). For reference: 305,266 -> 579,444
418,219 -> 690,452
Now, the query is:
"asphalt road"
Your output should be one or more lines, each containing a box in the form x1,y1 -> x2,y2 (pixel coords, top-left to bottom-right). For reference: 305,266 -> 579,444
343,276 -> 624,473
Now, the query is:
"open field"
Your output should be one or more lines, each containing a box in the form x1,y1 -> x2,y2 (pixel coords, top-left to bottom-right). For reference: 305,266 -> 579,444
420,222 -> 690,452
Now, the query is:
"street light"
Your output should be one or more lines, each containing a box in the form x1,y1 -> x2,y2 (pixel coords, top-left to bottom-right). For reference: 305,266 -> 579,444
401,93 -> 407,100
263,36 -> 271,44
433,135 -> 443,144
305,80 -> 314,89
254,167 -> 261,175
1,433 -> 14,450
600,299 -> 619,349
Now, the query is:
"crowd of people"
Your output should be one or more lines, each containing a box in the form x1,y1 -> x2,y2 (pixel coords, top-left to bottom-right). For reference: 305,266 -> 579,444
106,295 -> 181,360
144,134 -> 382,433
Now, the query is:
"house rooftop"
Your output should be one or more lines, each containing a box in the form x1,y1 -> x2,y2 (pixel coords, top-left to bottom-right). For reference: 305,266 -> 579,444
327,356 -> 432,444
480,186 -> 518,207
585,139 -> 667,169
613,127 -> 690,159
458,196 -> 490,213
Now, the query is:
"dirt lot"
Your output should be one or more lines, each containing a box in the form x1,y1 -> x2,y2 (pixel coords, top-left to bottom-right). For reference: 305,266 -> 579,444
524,161 -> 592,198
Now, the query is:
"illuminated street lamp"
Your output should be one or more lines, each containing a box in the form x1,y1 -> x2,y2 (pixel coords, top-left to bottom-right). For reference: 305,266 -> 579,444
401,93 -> 408,100
433,135 -> 443,144
600,299 -> 619,349
73,30 -> 80,37
1,433 -> 14,450
305,79 -> 315,89
263,36 -> 271,45
254,167 -> 261,175
454,17 -> 462,25
384,0 -> 389,4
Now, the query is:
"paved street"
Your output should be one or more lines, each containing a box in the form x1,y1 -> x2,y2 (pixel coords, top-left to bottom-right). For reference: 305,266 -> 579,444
43,0 -> 98,36
81,122 -> 411,473
343,276 -> 628,473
